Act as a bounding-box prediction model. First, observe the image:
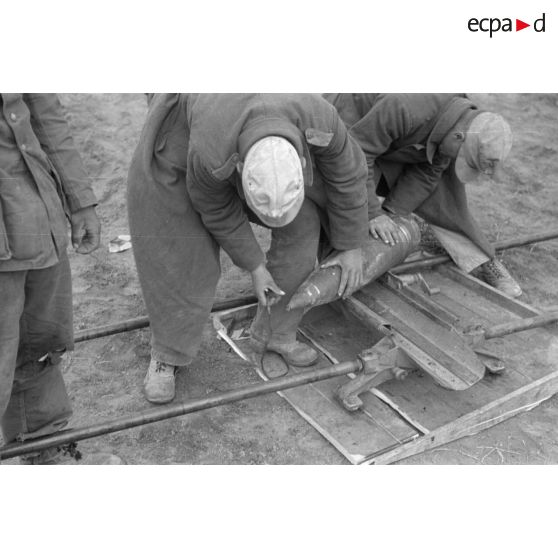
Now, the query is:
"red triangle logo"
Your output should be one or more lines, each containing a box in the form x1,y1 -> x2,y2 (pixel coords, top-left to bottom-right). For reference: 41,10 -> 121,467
516,19 -> 530,31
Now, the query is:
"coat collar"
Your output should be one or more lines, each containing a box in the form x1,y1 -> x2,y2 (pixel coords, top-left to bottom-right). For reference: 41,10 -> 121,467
212,118 -> 314,187
426,97 -> 479,163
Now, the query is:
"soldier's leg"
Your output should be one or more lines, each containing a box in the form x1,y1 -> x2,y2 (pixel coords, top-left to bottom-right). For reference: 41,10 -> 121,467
429,224 -> 522,297
128,150 -> 221,403
0,269 -> 26,436
1,253 -> 73,447
250,198 -> 321,366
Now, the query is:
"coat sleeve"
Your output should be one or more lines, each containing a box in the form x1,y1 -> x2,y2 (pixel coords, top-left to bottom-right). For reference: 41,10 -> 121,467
186,151 -> 265,272
311,109 -> 370,251
350,95 -> 446,218
383,152 -> 452,215
24,94 -> 97,213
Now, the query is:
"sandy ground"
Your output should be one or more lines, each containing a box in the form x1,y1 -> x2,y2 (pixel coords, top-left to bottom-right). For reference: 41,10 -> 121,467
8,93 -> 558,465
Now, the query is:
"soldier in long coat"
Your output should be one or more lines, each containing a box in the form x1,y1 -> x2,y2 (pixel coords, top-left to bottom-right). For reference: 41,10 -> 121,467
128,94 -> 371,403
324,93 -> 521,297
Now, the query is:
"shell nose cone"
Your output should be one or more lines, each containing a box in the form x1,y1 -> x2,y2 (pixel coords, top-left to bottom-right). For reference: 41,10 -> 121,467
286,292 -> 310,311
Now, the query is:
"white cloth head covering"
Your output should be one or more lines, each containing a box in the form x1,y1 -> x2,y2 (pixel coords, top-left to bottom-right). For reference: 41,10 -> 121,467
242,136 -> 305,228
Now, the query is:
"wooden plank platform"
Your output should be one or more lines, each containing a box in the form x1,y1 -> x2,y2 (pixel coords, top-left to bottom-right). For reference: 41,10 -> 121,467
212,264 -> 558,464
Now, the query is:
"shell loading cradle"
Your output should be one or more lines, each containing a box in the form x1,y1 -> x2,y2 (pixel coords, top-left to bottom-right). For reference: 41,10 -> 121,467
2,229 -> 558,462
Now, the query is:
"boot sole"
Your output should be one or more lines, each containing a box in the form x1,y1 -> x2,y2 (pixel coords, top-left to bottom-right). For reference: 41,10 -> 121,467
143,389 -> 176,404
268,349 -> 319,368
144,396 -> 175,404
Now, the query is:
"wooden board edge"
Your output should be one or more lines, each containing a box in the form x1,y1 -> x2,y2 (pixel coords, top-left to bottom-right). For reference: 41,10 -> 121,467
441,266 -> 541,318
362,369 -> 558,465
275,390 -> 365,465
213,312 -> 367,464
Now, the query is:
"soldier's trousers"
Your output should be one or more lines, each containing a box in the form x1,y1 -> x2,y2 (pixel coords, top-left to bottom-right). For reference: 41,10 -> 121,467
0,253 -> 73,446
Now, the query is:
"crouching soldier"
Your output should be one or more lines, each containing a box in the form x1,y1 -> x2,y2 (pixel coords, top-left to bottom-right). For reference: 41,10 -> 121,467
324,93 -> 521,297
0,94 -> 122,464
128,94 -> 371,404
